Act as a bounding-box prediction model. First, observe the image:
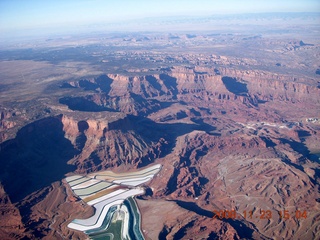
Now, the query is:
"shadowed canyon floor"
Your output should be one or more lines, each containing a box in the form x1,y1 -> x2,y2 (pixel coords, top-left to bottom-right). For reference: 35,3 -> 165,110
0,17 -> 320,239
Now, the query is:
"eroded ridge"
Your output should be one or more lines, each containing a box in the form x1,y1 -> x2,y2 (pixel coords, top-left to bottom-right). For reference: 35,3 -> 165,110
65,164 -> 161,239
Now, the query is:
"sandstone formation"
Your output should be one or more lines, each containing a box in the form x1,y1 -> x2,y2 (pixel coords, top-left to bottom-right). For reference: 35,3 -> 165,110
0,63 -> 319,239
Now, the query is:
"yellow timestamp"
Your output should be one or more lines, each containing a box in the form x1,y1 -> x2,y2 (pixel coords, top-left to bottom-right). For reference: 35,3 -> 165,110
213,209 -> 308,220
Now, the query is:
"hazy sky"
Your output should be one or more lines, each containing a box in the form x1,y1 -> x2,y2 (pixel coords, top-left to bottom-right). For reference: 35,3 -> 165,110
1,0 -> 320,33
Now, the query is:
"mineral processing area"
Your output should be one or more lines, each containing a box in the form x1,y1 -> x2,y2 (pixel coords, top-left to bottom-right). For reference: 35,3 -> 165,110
65,164 -> 162,239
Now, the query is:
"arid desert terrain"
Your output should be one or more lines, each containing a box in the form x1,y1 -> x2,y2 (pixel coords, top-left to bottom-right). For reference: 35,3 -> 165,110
0,12 -> 319,239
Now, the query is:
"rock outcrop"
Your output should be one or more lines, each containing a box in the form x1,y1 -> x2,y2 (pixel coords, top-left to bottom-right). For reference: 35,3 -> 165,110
1,65 -> 319,239
59,66 -> 319,118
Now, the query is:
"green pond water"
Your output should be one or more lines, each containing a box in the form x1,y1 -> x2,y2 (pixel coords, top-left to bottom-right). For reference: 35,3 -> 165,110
88,197 -> 144,240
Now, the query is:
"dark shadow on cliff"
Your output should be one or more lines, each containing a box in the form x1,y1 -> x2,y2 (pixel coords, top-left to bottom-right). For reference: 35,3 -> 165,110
59,92 -> 175,116
146,75 -> 166,96
191,118 -> 217,133
159,225 -> 171,240
159,74 -> 178,99
174,200 -> 214,217
173,220 -> 195,240
60,75 -> 113,94
59,96 -> 117,112
0,116 -> 78,203
108,115 -> 216,167
94,75 -> 113,93
109,115 -> 215,139
279,137 -> 319,163
278,137 -> 320,183
222,76 -> 248,96
172,200 -> 255,239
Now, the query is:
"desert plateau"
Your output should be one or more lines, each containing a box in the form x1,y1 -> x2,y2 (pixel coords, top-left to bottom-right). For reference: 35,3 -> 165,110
0,5 -> 319,240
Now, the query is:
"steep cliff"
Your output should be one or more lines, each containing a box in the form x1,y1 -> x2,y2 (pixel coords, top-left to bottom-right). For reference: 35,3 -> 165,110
1,64 -> 319,239
60,66 -> 319,118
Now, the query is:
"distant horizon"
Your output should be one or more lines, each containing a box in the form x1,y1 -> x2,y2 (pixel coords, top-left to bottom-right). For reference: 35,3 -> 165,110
0,12 -> 319,41
1,0 -> 319,38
